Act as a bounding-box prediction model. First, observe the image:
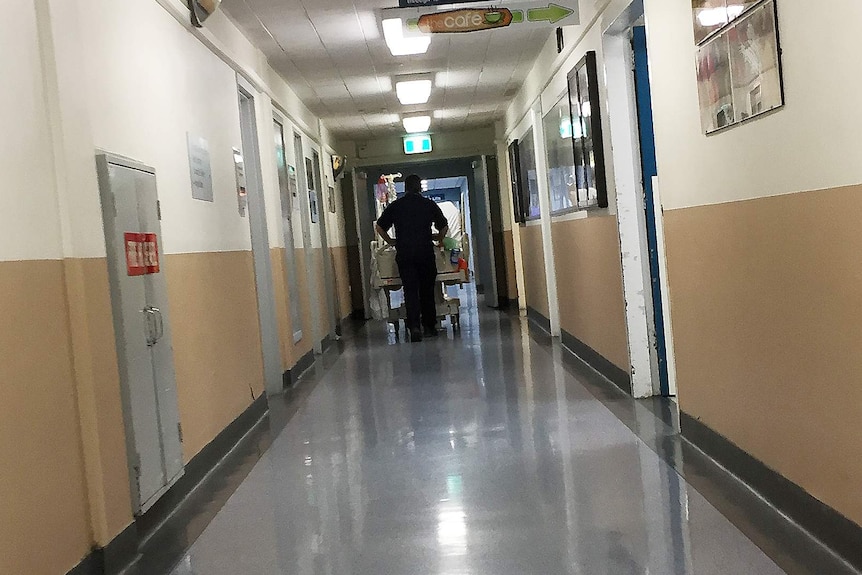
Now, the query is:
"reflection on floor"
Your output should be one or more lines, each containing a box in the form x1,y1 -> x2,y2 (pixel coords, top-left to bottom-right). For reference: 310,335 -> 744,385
160,288 -> 854,575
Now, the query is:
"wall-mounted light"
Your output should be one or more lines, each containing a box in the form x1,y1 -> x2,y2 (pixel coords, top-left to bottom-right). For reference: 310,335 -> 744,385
396,79 -> 433,105
383,18 -> 431,56
403,115 -> 432,133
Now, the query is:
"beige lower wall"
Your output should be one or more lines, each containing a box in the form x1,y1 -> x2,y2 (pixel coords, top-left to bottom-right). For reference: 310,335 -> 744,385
331,246 -> 353,320
519,224 -> 549,318
503,230 -> 519,302
552,216 -> 629,370
293,248 -> 314,360
665,184 -> 862,527
63,258 -> 132,545
0,260 -> 92,575
165,251 -> 265,462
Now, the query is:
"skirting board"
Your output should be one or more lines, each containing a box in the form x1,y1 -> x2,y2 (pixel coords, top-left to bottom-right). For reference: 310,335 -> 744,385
681,412 -> 862,571
560,329 -> 632,395
526,306 -> 551,333
67,395 -> 269,575
284,349 -> 315,389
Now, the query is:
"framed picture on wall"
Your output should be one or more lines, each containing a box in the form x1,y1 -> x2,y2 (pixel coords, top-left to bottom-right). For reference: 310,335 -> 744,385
696,0 -> 783,133
567,51 -> 608,209
327,186 -> 336,213
729,0 -> 783,122
507,140 -> 525,224
696,31 -> 735,133
305,158 -> 316,191
309,191 -> 319,223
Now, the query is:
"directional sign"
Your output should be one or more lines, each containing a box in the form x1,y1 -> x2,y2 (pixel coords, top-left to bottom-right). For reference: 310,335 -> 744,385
388,2 -> 579,34
399,0 -> 488,6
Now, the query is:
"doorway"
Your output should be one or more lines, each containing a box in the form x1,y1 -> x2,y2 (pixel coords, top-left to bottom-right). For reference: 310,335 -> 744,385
96,153 -> 184,514
603,5 -> 676,397
356,156 -> 507,317
293,132 -> 323,354
273,117 -> 304,344
238,83 -> 282,396
312,149 -> 339,340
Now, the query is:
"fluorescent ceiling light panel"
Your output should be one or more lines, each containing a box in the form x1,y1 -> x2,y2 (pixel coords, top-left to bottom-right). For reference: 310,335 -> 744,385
403,115 -> 431,133
396,80 -> 433,105
383,18 -> 431,56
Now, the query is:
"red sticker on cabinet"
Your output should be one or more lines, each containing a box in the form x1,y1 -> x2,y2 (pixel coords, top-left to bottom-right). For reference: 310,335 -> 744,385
125,233 -> 160,276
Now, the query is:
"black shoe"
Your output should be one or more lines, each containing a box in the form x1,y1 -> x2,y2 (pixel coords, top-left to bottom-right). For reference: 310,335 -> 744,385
408,328 -> 423,343
423,326 -> 439,338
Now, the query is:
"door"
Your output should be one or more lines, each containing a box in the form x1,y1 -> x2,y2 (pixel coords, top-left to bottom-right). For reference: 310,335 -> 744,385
96,154 -> 183,514
312,149 -> 338,339
293,133 -> 321,353
274,118 -> 303,343
632,26 -> 671,396
239,86 -> 282,396
471,157 -> 505,307
485,155 -> 509,307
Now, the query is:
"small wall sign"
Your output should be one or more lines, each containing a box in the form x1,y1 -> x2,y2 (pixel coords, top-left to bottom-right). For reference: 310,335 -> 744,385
125,233 -> 160,276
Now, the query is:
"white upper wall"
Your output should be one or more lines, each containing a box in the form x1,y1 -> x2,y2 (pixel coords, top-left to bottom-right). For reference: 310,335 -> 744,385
1,0 -> 337,260
0,2 -> 64,261
645,0 -> 862,209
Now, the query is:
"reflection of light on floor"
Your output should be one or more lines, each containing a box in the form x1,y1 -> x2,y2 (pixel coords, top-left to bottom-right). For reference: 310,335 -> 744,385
437,507 -> 467,556
437,473 -> 469,573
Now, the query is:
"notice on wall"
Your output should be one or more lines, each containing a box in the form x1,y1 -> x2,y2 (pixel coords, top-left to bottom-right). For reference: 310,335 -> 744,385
125,232 -> 160,276
233,147 -> 247,217
188,134 -> 214,202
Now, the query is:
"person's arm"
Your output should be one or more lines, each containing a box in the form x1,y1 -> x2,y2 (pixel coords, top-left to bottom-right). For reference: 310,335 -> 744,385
375,223 -> 396,247
376,205 -> 396,247
432,204 -> 449,245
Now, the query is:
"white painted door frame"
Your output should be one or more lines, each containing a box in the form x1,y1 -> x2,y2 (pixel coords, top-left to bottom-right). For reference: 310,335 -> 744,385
602,0 -> 677,397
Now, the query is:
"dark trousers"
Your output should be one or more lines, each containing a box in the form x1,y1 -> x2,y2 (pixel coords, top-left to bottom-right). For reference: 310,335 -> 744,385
398,255 -> 437,330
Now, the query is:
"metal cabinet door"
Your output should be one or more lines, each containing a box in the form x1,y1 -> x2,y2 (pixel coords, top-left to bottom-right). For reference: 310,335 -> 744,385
134,168 -> 184,488
97,154 -> 183,514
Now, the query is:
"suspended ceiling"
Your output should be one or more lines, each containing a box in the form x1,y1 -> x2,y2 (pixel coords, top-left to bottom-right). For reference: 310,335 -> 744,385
221,0 -> 554,140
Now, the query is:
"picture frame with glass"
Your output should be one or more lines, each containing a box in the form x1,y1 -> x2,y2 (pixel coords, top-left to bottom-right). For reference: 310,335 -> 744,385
695,0 -> 783,133
566,51 -> 608,209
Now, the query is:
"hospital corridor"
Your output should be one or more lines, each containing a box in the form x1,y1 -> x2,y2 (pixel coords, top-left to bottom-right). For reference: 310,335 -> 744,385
4,0 -> 862,574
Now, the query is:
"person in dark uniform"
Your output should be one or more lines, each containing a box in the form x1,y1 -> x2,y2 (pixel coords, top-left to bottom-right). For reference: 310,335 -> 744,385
376,174 -> 449,342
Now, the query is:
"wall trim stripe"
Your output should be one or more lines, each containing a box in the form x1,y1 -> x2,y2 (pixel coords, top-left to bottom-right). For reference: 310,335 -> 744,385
681,412 -> 862,571
560,329 -> 631,395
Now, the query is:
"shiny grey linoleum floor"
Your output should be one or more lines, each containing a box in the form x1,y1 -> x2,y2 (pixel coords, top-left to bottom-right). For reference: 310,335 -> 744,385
155,288 -> 857,575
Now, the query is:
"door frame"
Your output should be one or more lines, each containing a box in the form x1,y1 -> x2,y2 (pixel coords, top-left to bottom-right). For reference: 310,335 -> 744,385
273,113 -> 304,344
602,1 -> 677,397
293,131 -> 323,354
238,79 -> 283,396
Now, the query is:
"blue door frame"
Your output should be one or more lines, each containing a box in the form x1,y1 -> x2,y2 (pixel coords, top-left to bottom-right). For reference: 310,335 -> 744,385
632,26 -> 671,396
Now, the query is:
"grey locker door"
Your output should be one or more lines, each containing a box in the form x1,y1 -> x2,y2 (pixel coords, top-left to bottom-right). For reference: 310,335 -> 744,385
97,154 -> 184,514
134,168 -> 184,487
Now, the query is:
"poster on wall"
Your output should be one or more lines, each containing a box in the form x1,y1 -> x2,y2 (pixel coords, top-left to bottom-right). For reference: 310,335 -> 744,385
232,148 -> 247,217
729,0 -> 783,122
696,32 -> 735,133
305,158 -> 316,191
187,134 -> 213,202
309,191 -> 319,223
696,0 -> 783,133
327,186 -> 337,213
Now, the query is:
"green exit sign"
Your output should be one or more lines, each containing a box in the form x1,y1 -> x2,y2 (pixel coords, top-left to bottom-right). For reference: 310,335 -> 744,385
404,134 -> 432,155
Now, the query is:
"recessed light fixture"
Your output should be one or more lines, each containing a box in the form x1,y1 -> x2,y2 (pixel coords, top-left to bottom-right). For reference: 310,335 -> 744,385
403,115 -> 432,133
383,18 -> 431,56
396,79 -> 433,105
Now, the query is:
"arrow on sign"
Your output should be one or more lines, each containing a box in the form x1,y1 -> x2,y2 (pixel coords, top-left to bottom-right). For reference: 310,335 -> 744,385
526,3 -> 574,23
